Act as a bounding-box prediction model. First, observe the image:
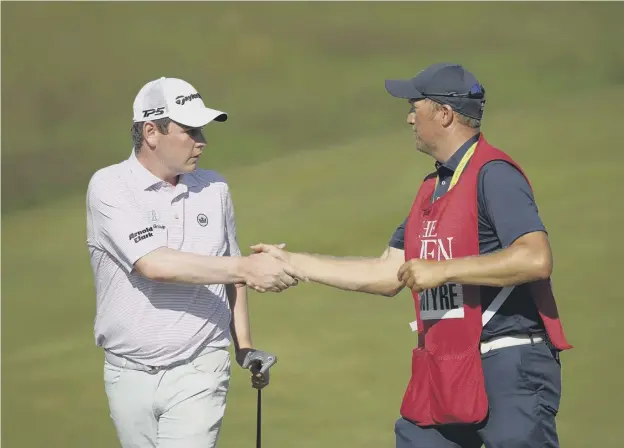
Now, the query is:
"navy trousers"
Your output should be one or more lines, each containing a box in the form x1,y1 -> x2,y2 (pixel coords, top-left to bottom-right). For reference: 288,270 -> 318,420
395,342 -> 562,448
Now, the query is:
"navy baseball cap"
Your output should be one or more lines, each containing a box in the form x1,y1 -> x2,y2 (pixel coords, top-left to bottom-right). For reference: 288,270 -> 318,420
384,63 -> 485,120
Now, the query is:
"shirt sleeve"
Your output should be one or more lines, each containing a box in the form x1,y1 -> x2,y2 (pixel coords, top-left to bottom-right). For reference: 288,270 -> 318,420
223,186 -> 241,257
388,217 -> 407,250
87,171 -> 167,273
478,161 -> 547,248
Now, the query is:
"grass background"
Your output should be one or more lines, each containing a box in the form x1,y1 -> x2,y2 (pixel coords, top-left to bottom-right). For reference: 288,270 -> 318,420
2,2 -> 623,447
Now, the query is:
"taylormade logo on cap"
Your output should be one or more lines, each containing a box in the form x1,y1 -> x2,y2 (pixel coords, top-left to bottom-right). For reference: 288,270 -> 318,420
132,77 -> 228,128
175,93 -> 202,105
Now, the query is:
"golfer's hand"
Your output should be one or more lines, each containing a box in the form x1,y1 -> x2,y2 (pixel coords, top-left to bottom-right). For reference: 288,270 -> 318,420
236,348 -> 277,390
241,251 -> 306,293
397,259 -> 448,292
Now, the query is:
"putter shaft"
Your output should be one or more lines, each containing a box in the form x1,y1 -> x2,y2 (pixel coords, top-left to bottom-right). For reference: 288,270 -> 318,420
256,389 -> 262,448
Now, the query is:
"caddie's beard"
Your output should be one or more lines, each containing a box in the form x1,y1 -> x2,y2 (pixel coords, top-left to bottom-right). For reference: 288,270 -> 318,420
414,130 -> 437,156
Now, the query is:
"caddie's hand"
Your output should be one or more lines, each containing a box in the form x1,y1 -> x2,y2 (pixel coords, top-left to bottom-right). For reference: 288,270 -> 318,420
241,251 -> 306,293
397,259 -> 447,292
236,348 -> 277,390
250,242 -> 291,264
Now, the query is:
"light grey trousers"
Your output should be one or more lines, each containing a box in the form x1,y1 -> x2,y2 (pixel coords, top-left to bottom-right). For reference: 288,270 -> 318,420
103,348 -> 231,448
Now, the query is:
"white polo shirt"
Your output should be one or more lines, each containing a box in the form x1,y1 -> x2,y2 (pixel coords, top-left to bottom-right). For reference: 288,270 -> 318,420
86,151 -> 241,366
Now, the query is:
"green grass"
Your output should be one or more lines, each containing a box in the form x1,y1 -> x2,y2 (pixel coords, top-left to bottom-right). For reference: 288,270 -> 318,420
3,2 -> 624,212
2,2 -> 624,447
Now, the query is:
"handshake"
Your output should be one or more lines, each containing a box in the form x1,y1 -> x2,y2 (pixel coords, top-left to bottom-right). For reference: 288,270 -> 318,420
238,243 -> 305,293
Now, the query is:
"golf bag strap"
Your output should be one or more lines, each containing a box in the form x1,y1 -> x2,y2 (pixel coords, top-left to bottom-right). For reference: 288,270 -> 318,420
481,286 -> 515,326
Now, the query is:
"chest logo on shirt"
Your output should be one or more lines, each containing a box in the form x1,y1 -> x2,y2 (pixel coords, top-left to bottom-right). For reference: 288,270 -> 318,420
197,213 -> 208,227
147,209 -> 160,223
129,226 -> 154,243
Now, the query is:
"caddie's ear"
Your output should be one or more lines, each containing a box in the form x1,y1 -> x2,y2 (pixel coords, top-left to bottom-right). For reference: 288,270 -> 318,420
439,104 -> 455,128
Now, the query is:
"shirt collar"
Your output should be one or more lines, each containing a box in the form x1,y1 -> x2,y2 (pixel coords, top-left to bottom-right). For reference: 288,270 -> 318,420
180,171 -> 200,189
128,149 -> 200,191
435,133 -> 481,173
128,150 -> 163,190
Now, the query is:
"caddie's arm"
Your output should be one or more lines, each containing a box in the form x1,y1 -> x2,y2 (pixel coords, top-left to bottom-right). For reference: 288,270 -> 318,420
441,231 -> 552,287
251,244 -> 406,297
430,161 -> 551,288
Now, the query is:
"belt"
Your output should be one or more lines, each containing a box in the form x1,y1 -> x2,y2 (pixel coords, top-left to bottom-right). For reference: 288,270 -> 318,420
104,345 -> 219,375
480,333 -> 545,355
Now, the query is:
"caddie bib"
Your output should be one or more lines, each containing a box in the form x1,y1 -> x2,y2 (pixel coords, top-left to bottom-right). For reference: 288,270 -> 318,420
399,133 -> 572,427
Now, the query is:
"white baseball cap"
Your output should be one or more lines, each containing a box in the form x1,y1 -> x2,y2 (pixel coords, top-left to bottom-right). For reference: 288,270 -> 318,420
132,77 -> 228,127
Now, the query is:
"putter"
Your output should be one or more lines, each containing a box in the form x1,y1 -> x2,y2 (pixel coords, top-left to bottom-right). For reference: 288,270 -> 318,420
250,354 -> 276,448
256,388 -> 262,448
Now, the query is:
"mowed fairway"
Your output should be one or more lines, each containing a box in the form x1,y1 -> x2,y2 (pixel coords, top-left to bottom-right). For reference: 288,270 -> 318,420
2,2 -> 624,447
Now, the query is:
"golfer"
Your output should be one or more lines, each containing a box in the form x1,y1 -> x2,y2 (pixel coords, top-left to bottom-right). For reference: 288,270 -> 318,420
86,77 -> 302,447
252,63 -> 572,447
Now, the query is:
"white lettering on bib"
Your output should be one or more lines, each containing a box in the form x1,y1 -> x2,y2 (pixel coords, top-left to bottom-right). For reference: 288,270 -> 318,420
419,283 -> 464,320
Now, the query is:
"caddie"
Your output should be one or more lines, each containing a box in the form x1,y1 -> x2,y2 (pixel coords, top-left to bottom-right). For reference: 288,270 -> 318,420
251,63 -> 572,448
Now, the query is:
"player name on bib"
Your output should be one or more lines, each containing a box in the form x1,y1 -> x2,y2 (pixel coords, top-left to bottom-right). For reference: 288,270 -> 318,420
419,283 -> 464,320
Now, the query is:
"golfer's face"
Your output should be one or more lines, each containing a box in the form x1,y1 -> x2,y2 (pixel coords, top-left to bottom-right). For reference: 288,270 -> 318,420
159,121 -> 206,174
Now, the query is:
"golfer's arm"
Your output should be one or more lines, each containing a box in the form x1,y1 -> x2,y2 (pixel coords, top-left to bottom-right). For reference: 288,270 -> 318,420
227,284 -> 253,351
289,246 -> 406,297
443,232 -> 552,287
135,247 -> 247,285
